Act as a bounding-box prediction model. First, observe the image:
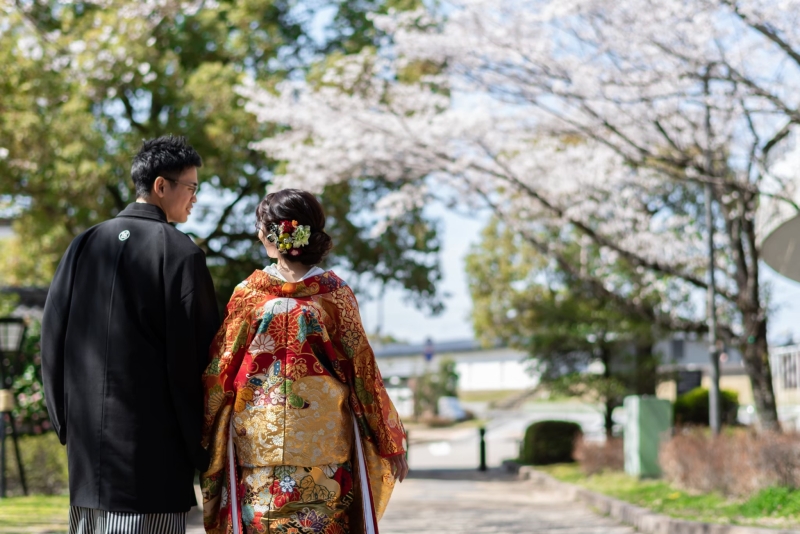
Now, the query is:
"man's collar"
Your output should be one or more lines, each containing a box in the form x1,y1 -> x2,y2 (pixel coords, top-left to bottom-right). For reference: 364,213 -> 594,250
116,202 -> 168,223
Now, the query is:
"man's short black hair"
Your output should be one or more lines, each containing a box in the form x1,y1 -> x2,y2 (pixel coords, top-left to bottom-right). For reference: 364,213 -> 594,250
131,135 -> 202,198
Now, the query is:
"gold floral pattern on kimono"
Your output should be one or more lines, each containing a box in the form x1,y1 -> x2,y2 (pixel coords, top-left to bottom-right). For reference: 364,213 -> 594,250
201,270 -> 405,534
235,462 -> 354,534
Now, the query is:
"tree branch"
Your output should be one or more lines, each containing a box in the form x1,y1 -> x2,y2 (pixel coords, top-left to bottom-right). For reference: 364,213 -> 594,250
120,92 -> 148,134
722,0 -> 800,69
470,140 -> 739,302
478,189 -> 716,336
195,184 -> 254,248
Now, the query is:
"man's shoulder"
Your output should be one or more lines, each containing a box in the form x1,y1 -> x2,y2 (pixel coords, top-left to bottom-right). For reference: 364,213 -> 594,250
75,217 -> 202,257
113,216 -> 201,256
161,224 -> 203,254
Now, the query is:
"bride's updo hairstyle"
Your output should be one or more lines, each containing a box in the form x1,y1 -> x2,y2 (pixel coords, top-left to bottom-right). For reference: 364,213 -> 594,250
256,188 -> 333,266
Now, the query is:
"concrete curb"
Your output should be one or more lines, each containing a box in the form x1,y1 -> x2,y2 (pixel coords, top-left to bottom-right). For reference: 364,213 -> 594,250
518,466 -> 800,534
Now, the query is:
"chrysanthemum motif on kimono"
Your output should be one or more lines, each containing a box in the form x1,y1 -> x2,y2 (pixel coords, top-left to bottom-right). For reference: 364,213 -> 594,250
248,334 -> 276,356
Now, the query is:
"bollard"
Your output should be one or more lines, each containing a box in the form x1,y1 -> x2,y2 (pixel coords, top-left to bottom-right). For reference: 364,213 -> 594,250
478,427 -> 487,471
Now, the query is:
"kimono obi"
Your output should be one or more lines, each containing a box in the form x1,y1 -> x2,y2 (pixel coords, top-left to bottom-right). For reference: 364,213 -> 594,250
231,374 -> 354,467
228,294 -> 356,468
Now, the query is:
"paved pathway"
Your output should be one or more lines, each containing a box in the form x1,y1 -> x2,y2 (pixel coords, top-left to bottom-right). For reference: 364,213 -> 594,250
380,469 -> 635,534
188,469 -> 635,534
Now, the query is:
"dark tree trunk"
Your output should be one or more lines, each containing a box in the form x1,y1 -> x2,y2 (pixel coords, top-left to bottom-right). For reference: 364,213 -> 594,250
600,343 -> 617,439
720,186 -> 780,431
742,316 -> 779,431
603,400 -> 615,440
634,343 -> 658,396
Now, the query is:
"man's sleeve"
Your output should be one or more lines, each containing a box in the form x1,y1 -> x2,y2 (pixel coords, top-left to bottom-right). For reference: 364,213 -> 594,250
166,250 -> 221,472
41,234 -> 86,445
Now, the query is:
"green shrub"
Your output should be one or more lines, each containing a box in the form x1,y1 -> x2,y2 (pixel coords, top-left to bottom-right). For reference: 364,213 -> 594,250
519,420 -> 582,465
739,486 -> 800,517
674,387 -> 738,426
3,431 -> 68,496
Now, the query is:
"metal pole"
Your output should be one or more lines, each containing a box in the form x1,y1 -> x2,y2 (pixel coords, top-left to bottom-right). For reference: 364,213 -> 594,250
8,416 -> 26,495
704,69 -> 721,436
478,427 -> 487,471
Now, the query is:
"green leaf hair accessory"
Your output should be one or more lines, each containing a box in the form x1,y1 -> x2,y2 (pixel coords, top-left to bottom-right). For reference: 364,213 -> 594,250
292,225 -> 311,248
269,220 -> 312,256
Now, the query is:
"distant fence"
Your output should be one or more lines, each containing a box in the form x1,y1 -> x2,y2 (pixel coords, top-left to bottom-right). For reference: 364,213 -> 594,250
770,344 -> 800,393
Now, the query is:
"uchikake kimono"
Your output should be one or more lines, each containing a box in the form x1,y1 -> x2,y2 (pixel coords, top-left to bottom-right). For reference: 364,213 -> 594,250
201,269 -> 406,534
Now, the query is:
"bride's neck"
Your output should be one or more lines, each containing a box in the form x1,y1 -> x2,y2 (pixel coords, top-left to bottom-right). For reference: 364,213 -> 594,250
274,257 -> 313,282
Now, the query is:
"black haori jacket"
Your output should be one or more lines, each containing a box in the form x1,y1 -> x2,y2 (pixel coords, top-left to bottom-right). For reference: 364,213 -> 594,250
42,203 -> 220,513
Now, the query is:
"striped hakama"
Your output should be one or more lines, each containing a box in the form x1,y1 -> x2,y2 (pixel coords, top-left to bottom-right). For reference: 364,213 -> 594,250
69,507 -> 187,534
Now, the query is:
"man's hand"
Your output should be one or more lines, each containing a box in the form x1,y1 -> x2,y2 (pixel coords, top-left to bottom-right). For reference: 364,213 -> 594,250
388,454 -> 409,483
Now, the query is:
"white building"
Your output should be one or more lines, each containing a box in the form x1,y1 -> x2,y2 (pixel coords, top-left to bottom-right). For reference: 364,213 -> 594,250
373,338 -> 538,418
373,338 -> 538,391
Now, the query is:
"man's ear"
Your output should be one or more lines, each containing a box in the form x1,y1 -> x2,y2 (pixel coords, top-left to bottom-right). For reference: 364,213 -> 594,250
153,176 -> 167,198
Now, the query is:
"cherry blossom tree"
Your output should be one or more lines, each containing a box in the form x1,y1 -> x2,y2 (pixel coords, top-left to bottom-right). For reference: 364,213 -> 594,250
241,0 -> 800,429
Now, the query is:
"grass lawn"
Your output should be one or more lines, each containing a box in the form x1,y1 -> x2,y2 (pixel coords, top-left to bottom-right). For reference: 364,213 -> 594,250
539,464 -> 800,530
458,389 -> 522,403
0,495 -> 69,533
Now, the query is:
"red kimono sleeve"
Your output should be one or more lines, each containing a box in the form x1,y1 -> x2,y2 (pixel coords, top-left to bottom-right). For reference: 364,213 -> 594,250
200,281 -> 259,532
333,286 -> 406,458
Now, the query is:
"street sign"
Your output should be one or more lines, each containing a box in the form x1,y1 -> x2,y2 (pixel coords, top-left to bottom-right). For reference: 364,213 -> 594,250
423,338 -> 434,362
762,214 -> 800,282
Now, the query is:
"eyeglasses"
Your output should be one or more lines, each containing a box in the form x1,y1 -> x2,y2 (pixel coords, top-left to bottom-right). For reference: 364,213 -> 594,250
163,177 -> 199,195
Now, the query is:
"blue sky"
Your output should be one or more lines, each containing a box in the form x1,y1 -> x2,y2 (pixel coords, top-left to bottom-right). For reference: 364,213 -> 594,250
358,205 -> 487,343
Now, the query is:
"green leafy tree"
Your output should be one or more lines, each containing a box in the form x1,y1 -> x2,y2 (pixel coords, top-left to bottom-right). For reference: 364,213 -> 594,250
413,358 -> 459,418
0,0 -> 440,310
466,219 -> 665,437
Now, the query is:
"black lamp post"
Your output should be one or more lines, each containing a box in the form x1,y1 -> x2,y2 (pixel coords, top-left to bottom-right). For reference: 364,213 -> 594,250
0,317 -> 28,498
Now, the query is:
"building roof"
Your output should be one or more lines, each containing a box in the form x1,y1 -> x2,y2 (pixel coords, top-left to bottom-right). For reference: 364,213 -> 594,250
1,286 -> 49,309
372,338 -> 485,358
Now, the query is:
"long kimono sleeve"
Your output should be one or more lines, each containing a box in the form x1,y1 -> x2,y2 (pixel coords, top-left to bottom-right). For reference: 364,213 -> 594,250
334,286 -> 405,458
201,281 -> 259,532
41,233 -> 88,445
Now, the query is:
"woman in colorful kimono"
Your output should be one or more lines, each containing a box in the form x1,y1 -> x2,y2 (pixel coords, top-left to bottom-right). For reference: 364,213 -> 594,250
201,189 -> 408,534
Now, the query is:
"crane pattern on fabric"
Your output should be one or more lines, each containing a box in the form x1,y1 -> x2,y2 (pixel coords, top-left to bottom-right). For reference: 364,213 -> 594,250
201,270 -> 404,533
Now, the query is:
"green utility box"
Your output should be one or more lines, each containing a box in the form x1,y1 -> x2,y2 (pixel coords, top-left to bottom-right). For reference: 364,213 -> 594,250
623,396 -> 673,478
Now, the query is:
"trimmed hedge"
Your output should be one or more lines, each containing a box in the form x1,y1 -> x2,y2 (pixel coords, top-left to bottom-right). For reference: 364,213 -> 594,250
674,387 -> 739,426
520,420 -> 582,465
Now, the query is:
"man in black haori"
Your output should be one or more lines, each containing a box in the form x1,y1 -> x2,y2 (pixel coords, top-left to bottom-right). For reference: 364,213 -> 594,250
42,136 -> 220,534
